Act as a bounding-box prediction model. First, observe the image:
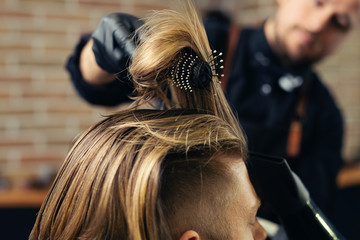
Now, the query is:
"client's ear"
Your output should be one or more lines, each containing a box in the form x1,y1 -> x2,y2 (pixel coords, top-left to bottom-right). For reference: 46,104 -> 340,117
179,230 -> 201,240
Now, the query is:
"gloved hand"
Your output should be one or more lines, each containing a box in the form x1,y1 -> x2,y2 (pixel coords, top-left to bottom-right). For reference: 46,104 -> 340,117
91,13 -> 144,74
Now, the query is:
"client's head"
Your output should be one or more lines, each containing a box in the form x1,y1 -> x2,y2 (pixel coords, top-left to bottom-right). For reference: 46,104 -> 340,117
31,1 -> 267,239
30,109 -> 265,240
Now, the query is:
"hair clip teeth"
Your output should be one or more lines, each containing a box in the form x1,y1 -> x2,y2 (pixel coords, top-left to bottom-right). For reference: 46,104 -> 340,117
170,48 -> 224,92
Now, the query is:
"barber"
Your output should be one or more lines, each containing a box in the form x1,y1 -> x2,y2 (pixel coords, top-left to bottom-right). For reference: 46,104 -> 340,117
66,0 -> 359,222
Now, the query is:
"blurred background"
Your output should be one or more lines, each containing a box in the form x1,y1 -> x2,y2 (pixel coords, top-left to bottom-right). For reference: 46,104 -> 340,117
0,0 -> 359,239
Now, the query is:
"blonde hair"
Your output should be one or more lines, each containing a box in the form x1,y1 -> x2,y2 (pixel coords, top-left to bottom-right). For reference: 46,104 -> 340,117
129,0 -> 241,136
31,1 -> 248,239
30,110 -> 247,239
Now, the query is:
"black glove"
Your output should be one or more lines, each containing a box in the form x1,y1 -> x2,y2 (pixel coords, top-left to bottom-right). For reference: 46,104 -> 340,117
91,13 -> 144,74
248,152 -> 346,240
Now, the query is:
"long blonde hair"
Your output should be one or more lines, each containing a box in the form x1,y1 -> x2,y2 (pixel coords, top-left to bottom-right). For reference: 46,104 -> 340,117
30,1 -> 248,239
129,0 -> 241,137
30,110 -> 247,239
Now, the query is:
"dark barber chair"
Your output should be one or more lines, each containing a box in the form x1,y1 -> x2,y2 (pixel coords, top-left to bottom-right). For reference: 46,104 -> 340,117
248,152 -> 346,240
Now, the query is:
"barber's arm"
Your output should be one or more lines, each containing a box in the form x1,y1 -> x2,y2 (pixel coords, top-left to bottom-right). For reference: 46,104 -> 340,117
66,13 -> 144,106
79,38 -> 116,85
300,77 -> 344,215
247,78 -> 345,239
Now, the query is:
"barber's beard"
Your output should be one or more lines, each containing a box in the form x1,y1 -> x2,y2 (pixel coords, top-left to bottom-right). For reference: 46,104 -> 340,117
297,42 -> 324,66
273,27 -> 323,67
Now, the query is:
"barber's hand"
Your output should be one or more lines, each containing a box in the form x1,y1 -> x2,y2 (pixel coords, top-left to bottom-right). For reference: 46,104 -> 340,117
91,13 -> 144,74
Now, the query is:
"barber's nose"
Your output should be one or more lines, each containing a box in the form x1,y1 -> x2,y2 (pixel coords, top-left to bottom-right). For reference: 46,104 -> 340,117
254,221 -> 267,240
306,10 -> 332,33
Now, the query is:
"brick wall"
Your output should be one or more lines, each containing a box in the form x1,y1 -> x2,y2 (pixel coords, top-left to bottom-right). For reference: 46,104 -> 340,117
317,28 -> 360,163
0,0 -> 359,190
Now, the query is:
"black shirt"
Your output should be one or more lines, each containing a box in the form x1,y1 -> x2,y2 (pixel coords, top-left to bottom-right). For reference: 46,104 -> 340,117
66,24 -> 344,216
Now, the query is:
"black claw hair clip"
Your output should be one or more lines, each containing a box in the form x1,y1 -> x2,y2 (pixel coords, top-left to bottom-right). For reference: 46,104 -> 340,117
170,48 -> 224,92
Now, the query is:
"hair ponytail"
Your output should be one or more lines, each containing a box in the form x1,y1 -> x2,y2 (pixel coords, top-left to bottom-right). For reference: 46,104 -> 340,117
129,0 -> 244,141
